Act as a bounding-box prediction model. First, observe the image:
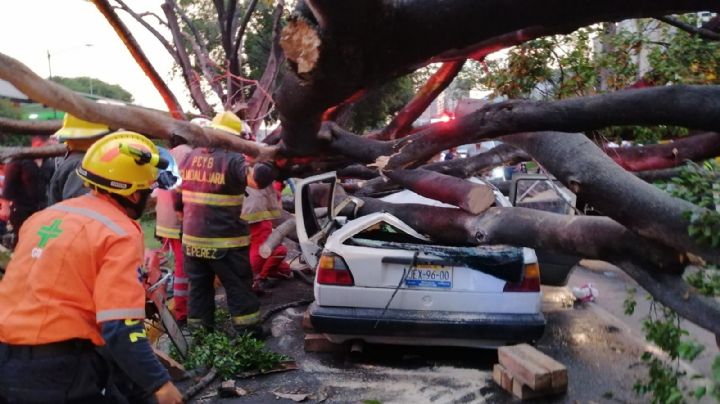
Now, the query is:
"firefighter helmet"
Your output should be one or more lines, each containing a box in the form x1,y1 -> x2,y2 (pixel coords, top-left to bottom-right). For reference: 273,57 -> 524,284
53,114 -> 111,142
78,131 -> 177,196
209,111 -> 244,136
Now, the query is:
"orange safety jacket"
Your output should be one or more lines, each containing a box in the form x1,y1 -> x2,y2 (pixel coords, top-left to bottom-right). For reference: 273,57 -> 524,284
241,186 -> 282,224
0,193 -> 146,346
177,148 -> 250,258
155,144 -> 191,239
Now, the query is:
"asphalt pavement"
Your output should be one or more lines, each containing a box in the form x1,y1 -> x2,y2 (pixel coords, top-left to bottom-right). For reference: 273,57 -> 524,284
185,261 -> 717,403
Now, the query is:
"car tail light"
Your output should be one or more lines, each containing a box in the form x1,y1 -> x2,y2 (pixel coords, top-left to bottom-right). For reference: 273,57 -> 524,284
316,252 -> 354,286
503,262 -> 540,292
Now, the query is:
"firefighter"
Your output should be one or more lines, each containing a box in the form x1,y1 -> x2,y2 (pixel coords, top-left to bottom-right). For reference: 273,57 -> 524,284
176,111 -> 275,335
155,136 -> 192,326
242,181 -> 292,291
0,132 -> 183,403
47,114 -> 111,205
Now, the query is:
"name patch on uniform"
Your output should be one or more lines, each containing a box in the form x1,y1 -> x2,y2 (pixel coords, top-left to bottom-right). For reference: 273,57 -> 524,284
184,245 -> 219,259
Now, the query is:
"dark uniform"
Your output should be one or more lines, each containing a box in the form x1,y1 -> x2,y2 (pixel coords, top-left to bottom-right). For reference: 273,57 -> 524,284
176,147 -> 260,331
47,151 -> 89,206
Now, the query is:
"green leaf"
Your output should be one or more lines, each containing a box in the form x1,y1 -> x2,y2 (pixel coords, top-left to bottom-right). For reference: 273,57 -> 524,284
694,386 -> 707,400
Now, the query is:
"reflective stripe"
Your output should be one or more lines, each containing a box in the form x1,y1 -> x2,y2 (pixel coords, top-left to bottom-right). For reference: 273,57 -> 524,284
182,234 -> 250,248
241,209 -> 282,223
174,277 -> 188,285
173,290 -> 188,297
182,190 -> 244,206
156,225 -> 180,239
232,311 -> 260,326
96,308 -> 146,322
50,204 -> 126,236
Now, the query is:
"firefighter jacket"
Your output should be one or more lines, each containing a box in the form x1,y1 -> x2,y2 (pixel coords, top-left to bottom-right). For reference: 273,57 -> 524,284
176,148 -> 249,259
0,192 -> 146,346
241,185 -> 282,224
47,151 -> 89,206
155,144 -> 191,239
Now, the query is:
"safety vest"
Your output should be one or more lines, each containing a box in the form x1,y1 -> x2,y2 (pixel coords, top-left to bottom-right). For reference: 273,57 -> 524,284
179,148 -> 249,258
155,144 -> 191,239
0,193 -> 146,346
241,186 -> 282,224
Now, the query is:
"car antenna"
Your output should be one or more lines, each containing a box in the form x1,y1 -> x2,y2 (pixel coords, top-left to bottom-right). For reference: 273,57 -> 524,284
374,250 -> 419,329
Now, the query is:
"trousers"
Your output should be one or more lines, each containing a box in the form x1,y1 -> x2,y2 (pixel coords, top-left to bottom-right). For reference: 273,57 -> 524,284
165,238 -> 187,321
184,247 -> 259,330
0,342 -> 153,404
249,220 -> 290,280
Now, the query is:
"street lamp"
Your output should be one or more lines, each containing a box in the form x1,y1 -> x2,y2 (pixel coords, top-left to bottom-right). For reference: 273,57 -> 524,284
46,44 -> 94,118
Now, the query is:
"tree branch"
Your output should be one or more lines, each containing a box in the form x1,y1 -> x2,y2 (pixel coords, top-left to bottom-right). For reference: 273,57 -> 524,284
0,118 -> 62,136
113,0 -> 179,63
657,15 -> 720,41
503,131 -> 720,265
92,0 -> 184,119
161,2 -> 214,115
605,132 -> 720,171
373,60 -> 465,141
0,144 -> 67,162
0,52 -> 275,160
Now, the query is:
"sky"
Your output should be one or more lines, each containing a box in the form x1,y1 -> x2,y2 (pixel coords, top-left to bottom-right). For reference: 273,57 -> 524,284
0,0 -> 194,111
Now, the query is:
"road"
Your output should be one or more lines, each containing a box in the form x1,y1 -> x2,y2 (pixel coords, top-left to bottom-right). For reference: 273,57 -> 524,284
186,261 -> 718,403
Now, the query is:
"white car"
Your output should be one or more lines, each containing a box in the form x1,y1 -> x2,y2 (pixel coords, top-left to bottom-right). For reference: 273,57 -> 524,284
296,172 -> 547,348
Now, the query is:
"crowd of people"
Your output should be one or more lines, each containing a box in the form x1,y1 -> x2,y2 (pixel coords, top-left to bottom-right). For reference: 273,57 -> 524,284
0,111 -> 291,403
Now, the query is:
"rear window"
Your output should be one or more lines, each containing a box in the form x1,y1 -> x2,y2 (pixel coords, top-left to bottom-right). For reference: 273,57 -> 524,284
345,221 -> 434,245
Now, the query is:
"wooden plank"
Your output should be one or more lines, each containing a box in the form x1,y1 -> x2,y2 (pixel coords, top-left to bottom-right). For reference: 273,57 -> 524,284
512,378 -> 545,400
302,309 -> 314,332
498,345 -> 551,391
514,343 -> 568,391
303,333 -> 345,353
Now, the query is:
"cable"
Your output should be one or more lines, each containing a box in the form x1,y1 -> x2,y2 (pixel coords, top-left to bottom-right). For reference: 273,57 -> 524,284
374,250 -> 418,329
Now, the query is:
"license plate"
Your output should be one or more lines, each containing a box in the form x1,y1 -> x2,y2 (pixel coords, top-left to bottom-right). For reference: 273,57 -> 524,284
405,264 -> 453,288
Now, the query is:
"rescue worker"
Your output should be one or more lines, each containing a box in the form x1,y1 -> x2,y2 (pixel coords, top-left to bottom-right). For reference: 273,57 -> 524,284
155,136 -> 192,326
242,181 -> 292,292
175,111 -> 275,335
0,131 -> 183,403
47,114 -> 111,205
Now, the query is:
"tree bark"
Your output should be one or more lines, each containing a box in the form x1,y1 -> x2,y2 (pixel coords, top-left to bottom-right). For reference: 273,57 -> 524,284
92,0 -> 184,119
0,144 -> 67,162
605,132 -> 720,171
503,131 -> 720,265
0,118 -> 61,136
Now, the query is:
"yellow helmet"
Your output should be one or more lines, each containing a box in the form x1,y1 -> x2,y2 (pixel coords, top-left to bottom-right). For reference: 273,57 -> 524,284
77,131 -> 162,196
209,111 -> 243,135
53,114 -> 111,142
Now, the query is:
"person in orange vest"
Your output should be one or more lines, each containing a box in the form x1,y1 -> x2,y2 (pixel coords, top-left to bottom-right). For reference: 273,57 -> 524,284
175,111 -> 276,336
0,132 -> 183,403
242,181 -> 292,292
47,114 -> 111,205
155,136 -> 193,326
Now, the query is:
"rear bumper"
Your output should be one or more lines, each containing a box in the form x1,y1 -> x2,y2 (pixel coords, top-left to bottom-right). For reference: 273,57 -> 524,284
308,302 -> 545,343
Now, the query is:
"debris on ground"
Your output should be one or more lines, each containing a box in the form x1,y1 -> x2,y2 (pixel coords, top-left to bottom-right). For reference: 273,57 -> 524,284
494,343 -> 567,400
571,283 -> 599,302
272,389 -> 310,402
218,380 -> 248,398
236,360 -> 299,378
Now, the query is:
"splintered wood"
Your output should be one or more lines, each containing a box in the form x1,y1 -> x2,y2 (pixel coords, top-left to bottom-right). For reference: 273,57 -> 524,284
494,344 -> 567,400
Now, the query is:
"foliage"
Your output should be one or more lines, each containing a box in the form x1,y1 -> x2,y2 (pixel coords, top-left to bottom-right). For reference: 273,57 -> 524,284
479,15 -> 720,143
0,99 -> 28,146
183,328 -> 287,379
346,75 -> 415,133
50,76 -> 134,102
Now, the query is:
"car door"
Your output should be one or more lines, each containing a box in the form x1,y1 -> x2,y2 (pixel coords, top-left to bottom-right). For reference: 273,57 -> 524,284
295,172 -> 338,268
510,174 -> 582,286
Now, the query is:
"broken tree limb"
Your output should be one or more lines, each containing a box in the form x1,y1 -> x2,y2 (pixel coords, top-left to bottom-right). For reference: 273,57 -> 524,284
91,0 -> 184,119
384,169 -> 495,215
604,132 -> 720,171
0,52 -> 277,160
0,144 -> 67,162
503,131 -> 720,265
0,118 -> 61,136
259,218 -> 296,259
657,15 -> 720,41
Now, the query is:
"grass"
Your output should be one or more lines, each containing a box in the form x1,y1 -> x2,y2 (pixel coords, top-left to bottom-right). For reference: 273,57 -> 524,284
139,213 -> 162,250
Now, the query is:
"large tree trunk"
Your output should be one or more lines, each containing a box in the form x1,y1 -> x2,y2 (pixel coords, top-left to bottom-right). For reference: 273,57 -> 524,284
0,118 -> 61,136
